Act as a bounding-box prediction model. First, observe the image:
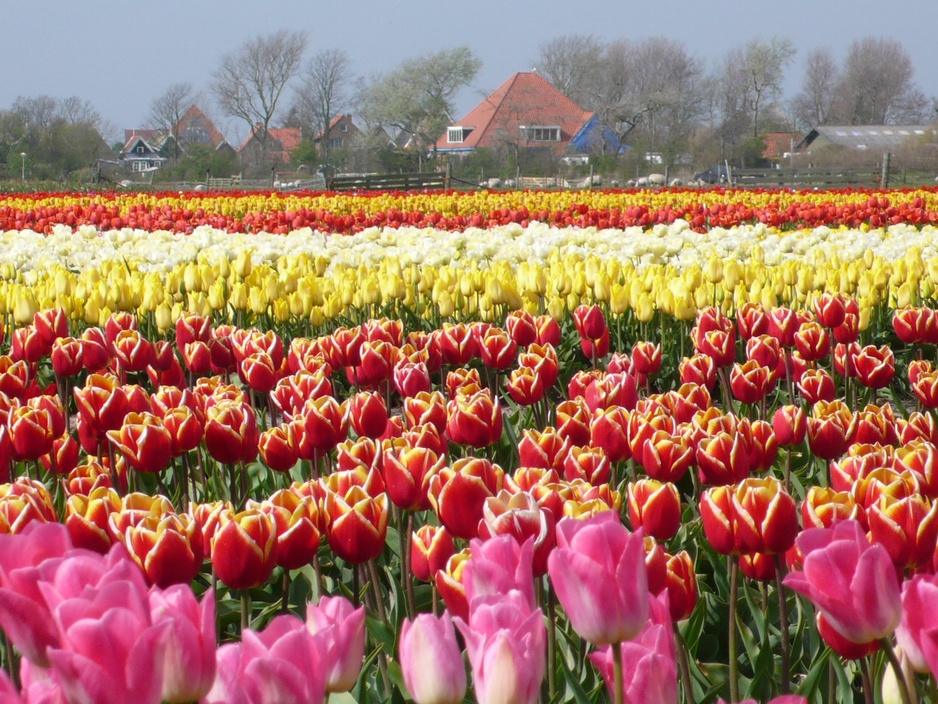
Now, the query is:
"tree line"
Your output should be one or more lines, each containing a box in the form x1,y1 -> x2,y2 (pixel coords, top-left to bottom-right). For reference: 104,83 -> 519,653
0,30 -> 933,183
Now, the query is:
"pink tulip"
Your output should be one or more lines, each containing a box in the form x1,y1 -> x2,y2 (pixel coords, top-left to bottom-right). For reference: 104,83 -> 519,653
897,572 -> 938,675
0,667 -> 23,704
399,612 -> 466,704
783,520 -> 901,643
305,595 -> 366,693
204,614 -> 326,704
42,553 -> 169,704
547,512 -> 649,645
718,697 -> 808,704
456,590 -> 545,704
0,522 -> 72,665
588,593 -> 677,704
19,660 -> 67,704
149,585 -> 217,703
463,534 -> 536,611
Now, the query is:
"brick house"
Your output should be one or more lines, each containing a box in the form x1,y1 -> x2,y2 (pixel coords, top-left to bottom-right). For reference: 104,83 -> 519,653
435,71 -> 620,157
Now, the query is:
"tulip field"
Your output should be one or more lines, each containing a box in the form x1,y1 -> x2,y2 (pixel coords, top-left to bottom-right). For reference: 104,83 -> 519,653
3,186 -> 938,703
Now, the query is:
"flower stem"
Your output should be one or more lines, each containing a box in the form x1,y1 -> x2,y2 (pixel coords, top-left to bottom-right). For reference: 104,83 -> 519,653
612,640 -> 624,704
729,557 -> 740,704
674,624 -> 696,704
240,590 -> 251,632
774,555 -> 791,693
880,637 -> 914,704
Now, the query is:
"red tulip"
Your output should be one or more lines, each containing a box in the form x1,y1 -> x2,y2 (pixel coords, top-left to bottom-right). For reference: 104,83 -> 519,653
64,486 -> 120,553
562,444 -> 611,485
807,401 -> 852,461
204,400 -> 259,465
679,353 -> 717,390
631,340 -> 662,376
428,457 -> 506,540
628,479 -> 681,541
589,405 -> 632,463
323,486 -> 388,564
124,511 -> 203,587
211,507 -> 277,590
348,391 -> 388,439
814,293 -> 847,329
106,411 -> 173,474
51,337 -> 83,377
853,344 -> 895,390
797,368 -> 836,404
393,360 -> 431,398
868,493 -> 938,570
111,329 -> 154,374
250,489 -> 320,571
731,477 -> 799,555
8,405 -> 57,462
893,306 -> 937,345
700,485 -> 738,555
258,424 -> 299,473
73,373 -> 127,435
446,390 -> 503,449
737,302 -> 770,340
383,445 -> 444,511
773,405 -> 807,446
477,327 -> 517,370
663,550 -> 699,621
793,321 -> 831,362
767,306 -> 798,347
438,323 -> 478,366
505,309 -> 537,346
729,360 -> 773,404
298,395 -> 348,456
411,524 -> 456,582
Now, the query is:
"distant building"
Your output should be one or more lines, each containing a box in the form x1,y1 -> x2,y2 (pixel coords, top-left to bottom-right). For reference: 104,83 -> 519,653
761,132 -> 801,162
795,125 -> 938,153
120,104 -> 230,172
238,126 -> 303,168
313,114 -> 361,152
120,133 -> 168,173
434,71 -> 621,157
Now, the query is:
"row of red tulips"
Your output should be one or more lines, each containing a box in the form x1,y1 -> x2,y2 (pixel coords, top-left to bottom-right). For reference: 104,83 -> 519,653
0,191 -> 936,234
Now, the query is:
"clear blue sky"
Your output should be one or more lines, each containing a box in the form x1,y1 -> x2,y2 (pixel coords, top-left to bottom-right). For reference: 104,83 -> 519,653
5,0 -> 937,143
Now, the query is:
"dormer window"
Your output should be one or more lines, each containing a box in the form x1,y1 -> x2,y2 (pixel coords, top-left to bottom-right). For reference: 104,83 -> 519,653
523,126 -> 561,142
447,126 -> 473,143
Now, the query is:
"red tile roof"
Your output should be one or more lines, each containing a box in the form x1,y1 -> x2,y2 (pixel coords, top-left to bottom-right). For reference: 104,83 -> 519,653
268,127 -> 302,154
435,72 -> 594,155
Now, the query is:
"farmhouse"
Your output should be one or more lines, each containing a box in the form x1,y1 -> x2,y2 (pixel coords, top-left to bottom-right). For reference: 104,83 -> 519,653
238,126 -> 303,168
795,125 -> 938,153
434,71 -> 620,158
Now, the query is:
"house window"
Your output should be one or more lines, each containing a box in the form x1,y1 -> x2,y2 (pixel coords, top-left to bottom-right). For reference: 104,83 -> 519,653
135,145 -> 145,154
525,126 -> 561,142
448,127 -> 464,143
340,123 -> 348,133
329,138 -> 343,149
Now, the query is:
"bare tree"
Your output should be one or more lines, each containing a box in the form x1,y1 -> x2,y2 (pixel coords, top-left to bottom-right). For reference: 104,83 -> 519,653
148,82 -> 194,162
288,49 -> 352,169
573,38 -> 702,160
212,29 -> 308,165
791,49 -> 840,129
359,47 -> 481,167
738,37 -> 795,137
536,34 -> 604,105
834,36 -> 928,124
